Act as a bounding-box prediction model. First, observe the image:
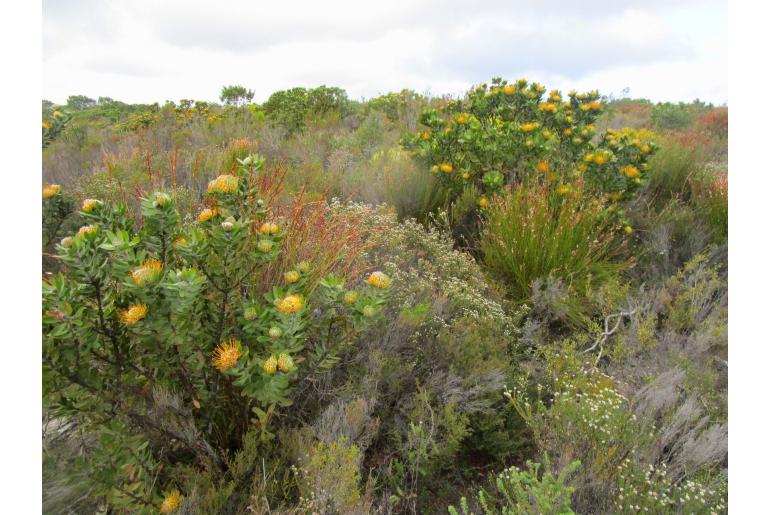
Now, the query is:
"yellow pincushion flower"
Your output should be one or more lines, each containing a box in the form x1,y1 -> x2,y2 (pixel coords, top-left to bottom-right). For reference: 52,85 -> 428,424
455,113 -> 469,124
520,122 -> 539,133
284,270 -> 300,283
173,236 -> 187,248
212,337 -> 243,372
624,225 -> 634,235
343,291 -> 358,304
366,271 -> 391,289
430,165 -> 439,173
590,100 -> 602,110
556,185 -> 571,195
207,180 -> 217,193
42,184 -> 61,199
580,104 -> 591,112
42,121 -> 51,129
276,294 -> 303,314
541,130 -> 552,138
478,197 -> 489,208
641,144 -> 651,154
277,353 -> 294,373
130,259 -> 163,286
119,304 -> 148,326
160,490 -> 182,513
593,154 -> 607,165
536,161 -> 550,173
462,172 -> 470,180
538,102 -> 557,113
214,174 -> 239,193
197,208 -> 217,223
439,163 -> 454,173
622,165 -> 640,179
77,225 -> 98,238
259,222 -> 280,235
563,128 -> 573,136
81,198 -> 101,213
263,355 -> 278,375
583,153 -> 594,163
420,131 -> 431,141
503,84 -> 515,96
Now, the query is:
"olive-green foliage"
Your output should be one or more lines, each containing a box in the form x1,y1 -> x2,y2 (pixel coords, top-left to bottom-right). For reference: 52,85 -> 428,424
651,100 -> 711,131
449,456 -> 579,515
263,85 -> 351,133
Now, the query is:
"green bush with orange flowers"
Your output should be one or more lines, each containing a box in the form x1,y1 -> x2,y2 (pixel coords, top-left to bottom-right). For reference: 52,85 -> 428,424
42,154 -> 390,513
401,77 -> 657,208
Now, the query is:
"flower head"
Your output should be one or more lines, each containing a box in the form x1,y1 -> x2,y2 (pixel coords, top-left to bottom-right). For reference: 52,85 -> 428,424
214,174 -> 239,194
77,225 -> 98,238
60,236 -> 73,247
277,353 -> 294,373
439,163 -> 453,173
160,490 -> 182,513
276,294 -> 303,314
536,161 -> 550,173
263,355 -> 278,375
221,221 -> 234,232
244,306 -> 258,320
259,222 -> 280,235
197,208 -> 217,223
297,261 -> 311,274
81,198 -> 102,213
42,184 -> 61,199
155,192 -> 171,206
503,84 -> 515,96
622,165 -> 641,179
212,337 -> 243,372
366,271 -> 391,289
344,291 -> 359,304
557,185 -> 571,196
455,113 -> 469,125
478,197 -> 489,208
119,304 -> 148,326
520,122 -> 539,133
624,225 -> 634,235
269,326 -> 282,339
131,259 -> 163,286
284,270 -> 300,283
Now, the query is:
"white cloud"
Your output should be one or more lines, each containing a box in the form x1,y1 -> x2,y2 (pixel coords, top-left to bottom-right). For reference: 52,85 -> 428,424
41,0 -> 727,105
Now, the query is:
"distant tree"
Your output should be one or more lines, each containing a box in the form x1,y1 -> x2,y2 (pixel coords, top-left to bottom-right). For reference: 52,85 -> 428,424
66,95 -> 96,110
220,85 -> 255,107
42,99 -> 54,110
97,96 -> 117,106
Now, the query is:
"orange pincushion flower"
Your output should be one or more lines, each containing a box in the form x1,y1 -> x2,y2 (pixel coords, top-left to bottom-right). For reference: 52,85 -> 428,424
590,100 -> 602,110
366,271 -> 391,289
214,174 -> 239,193
42,184 -> 61,199
276,294 -> 303,314
536,161 -> 550,173
131,259 -> 163,286
160,490 -> 182,513
197,208 -> 217,222
212,337 -> 243,372
119,304 -> 148,326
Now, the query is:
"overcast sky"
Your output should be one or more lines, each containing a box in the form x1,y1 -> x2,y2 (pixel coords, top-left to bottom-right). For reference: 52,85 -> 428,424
42,0 -> 727,105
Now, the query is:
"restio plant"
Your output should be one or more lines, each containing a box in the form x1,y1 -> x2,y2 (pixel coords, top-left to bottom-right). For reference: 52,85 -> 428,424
401,77 -> 657,207
42,154 -> 391,512
480,181 -> 625,314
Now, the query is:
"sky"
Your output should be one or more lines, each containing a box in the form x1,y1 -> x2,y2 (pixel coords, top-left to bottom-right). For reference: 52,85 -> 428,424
42,0 -> 727,105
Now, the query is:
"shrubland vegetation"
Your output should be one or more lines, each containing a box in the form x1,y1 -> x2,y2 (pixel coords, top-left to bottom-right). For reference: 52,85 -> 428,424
42,78 -> 727,513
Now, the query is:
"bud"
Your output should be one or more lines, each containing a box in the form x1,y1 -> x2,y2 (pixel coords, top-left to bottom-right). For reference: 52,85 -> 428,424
343,290 -> 358,304
268,326 -> 282,339
257,240 -> 274,253
221,221 -> 234,232
244,306 -> 258,320
297,261 -> 310,274
363,305 -> 376,318
60,236 -> 73,247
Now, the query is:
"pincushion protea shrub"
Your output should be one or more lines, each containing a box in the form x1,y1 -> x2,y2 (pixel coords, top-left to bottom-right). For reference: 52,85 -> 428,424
42,154 -> 391,513
401,77 -> 657,209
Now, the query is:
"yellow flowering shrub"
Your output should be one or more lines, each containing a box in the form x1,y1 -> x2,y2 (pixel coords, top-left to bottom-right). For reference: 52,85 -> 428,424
401,77 -> 657,204
42,153 -> 391,513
